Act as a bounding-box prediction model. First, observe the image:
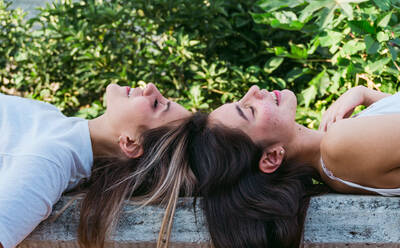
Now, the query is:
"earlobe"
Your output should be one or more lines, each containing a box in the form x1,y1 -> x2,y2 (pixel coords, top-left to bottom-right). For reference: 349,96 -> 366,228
118,136 -> 144,158
259,147 -> 285,174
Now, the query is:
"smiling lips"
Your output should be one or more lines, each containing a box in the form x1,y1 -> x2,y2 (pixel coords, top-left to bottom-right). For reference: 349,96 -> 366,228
270,90 -> 281,106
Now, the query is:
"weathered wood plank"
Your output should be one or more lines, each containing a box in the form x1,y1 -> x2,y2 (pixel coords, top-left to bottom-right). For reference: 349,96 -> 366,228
18,194 -> 400,248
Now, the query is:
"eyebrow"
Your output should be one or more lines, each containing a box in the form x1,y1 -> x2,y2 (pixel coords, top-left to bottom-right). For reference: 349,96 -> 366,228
235,104 -> 248,121
162,101 -> 171,113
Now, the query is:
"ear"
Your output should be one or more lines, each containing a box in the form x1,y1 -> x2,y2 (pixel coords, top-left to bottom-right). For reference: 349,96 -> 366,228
118,135 -> 144,159
259,146 -> 285,174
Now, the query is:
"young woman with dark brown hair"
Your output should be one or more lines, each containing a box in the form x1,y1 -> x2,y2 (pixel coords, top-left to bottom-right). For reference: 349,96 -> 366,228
185,85 -> 397,247
0,83 -> 193,248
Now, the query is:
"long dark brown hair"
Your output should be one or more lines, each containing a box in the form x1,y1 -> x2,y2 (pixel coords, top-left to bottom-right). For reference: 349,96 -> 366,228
78,118 -> 198,248
186,112 -> 327,248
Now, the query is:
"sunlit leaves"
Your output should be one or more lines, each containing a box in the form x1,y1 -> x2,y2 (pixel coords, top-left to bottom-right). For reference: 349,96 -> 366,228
365,57 -> 391,73
378,11 -> 393,27
264,57 -> 284,74
253,0 -> 399,127
2,0 -> 400,128
372,0 -> 392,11
348,20 -> 376,35
256,0 -> 304,12
365,35 -> 381,54
341,40 -> 366,56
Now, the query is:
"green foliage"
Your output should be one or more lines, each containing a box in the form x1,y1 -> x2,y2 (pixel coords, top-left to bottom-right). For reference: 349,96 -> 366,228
254,0 -> 400,128
0,0 -> 399,127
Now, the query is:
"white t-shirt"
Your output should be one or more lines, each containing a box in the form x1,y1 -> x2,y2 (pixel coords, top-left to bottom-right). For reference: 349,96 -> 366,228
0,94 -> 93,248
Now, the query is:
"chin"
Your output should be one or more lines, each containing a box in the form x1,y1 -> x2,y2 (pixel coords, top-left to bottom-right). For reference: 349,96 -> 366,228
281,90 -> 297,108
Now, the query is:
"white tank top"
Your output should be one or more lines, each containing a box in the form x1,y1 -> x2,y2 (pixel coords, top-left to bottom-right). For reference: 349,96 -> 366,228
320,92 -> 400,196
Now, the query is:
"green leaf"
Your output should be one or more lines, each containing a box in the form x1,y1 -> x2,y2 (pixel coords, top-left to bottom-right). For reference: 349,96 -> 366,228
264,57 -> 284,74
378,11 -> 392,27
256,0 -> 304,12
377,31 -> 390,42
318,71 -> 331,96
365,35 -> 381,54
342,40 -> 366,55
268,76 -> 286,88
338,2 -> 354,19
189,85 -> 205,107
319,31 -> 343,47
285,68 -> 310,82
299,1 -> 327,22
309,70 -> 326,86
372,0 -> 391,11
270,11 -> 304,31
391,38 -> 400,46
289,43 -> 308,59
301,85 -> 317,107
319,5 -> 336,28
308,36 -> 320,55
251,12 -> 270,24
329,71 -> 342,93
348,20 -> 376,35
318,0 -> 368,28
271,19 -> 304,30
268,46 -> 289,57
389,45 -> 398,61
365,57 -> 391,73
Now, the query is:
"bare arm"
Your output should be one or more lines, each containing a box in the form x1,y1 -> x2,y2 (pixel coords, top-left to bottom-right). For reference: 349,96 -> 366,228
319,86 -> 391,131
362,86 -> 392,106
321,114 -> 400,189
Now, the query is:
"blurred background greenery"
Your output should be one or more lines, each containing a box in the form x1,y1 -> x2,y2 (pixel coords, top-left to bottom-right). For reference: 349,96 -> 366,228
1,0 -> 399,128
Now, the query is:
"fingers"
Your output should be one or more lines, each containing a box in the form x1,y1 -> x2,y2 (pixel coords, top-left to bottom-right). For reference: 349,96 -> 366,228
319,111 -> 344,132
319,114 -> 331,132
327,115 -> 343,131
335,115 -> 343,122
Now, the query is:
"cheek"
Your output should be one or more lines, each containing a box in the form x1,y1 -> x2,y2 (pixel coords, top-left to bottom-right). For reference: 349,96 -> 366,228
119,101 -> 153,123
257,110 -> 288,136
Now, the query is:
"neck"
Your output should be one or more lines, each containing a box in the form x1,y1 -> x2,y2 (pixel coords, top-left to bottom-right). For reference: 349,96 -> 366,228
285,123 -> 324,171
88,114 -> 123,158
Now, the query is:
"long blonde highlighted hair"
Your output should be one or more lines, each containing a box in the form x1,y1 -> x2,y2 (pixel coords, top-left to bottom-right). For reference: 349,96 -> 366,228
78,115 -> 202,248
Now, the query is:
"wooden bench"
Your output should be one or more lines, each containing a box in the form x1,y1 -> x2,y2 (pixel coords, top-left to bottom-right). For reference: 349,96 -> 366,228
19,194 -> 400,248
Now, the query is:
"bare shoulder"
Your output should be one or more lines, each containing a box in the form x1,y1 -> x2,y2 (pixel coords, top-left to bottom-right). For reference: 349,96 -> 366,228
320,114 -> 400,187
320,117 -> 364,162
321,114 -> 400,156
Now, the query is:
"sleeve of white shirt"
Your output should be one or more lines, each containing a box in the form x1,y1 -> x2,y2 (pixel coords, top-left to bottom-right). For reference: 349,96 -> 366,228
0,155 -> 68,248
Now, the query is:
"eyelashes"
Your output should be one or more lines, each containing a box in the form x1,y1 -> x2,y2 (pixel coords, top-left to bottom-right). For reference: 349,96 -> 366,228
249,106 -> 255,116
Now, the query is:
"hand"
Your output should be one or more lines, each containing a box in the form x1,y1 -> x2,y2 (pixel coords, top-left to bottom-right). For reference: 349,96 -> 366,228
319,86 -> 366,132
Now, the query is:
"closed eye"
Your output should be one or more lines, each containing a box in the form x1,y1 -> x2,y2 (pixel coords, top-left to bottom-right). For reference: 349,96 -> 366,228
249,106 -> 255,117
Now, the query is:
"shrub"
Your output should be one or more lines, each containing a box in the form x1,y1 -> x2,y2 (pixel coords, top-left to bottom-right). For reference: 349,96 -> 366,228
0,0 -> 399,127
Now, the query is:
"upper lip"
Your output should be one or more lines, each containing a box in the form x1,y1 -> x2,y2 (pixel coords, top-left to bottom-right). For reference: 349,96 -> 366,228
128,87 -> 143,97
271,91 -> 279,106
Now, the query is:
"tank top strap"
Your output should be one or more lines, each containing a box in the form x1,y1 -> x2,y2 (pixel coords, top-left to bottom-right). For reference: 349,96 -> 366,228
320,157 -> 400,196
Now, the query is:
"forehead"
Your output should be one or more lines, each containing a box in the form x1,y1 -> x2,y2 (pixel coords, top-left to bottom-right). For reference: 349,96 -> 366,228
209,103 -> 246,129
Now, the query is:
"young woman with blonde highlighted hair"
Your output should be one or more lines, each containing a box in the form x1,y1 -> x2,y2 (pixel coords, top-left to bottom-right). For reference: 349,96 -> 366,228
0,83 -> 194,248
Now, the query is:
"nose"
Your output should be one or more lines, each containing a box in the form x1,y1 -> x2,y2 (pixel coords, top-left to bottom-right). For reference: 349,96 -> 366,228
143,83 -> 160,96
241,85 -> 264,102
